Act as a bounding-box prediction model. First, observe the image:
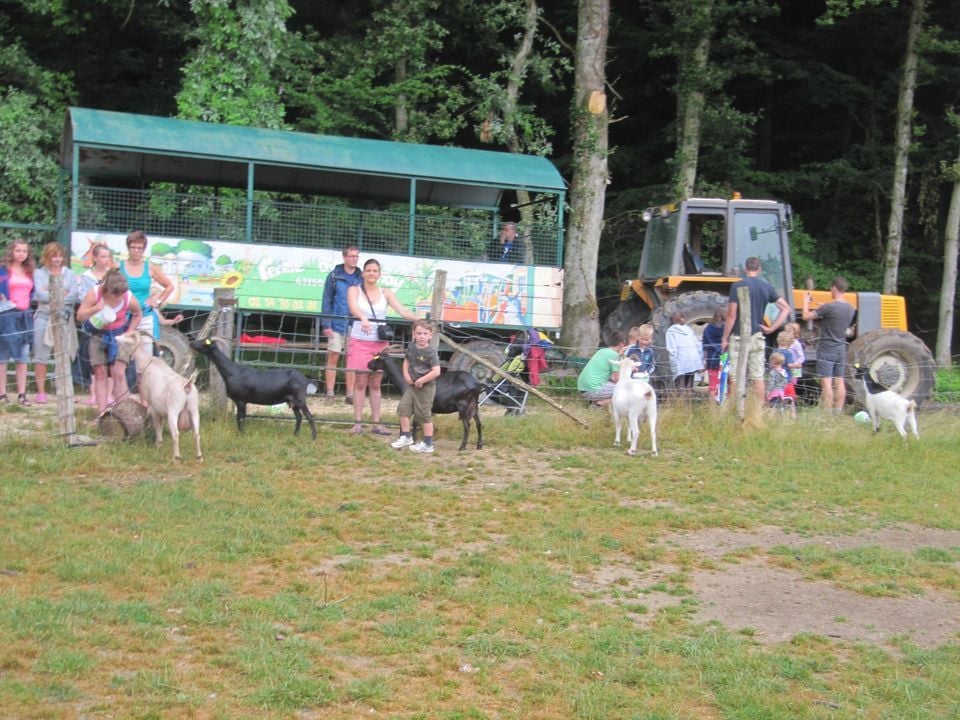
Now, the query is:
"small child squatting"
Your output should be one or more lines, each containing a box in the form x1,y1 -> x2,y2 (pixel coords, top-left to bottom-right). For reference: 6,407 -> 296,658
391,320 -> 441,454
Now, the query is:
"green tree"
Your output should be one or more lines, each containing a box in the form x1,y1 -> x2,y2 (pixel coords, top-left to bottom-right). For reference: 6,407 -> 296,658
0,31 -> 72,231
282,0 -> 466,141
176,0 -> 293,128
936,113 -> 960,368
467,0 -> 570,263
641,0 -> 777,199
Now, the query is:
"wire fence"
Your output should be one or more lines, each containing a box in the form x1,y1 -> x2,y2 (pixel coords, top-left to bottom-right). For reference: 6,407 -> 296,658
75,186 -> 563,266
1,306 -> 956,446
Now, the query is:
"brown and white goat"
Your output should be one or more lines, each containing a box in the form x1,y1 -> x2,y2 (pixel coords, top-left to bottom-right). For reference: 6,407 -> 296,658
116,330 -> 202,462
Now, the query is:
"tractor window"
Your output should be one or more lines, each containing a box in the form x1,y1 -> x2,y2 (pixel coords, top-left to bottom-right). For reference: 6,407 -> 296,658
642,212 -> 679,278
685,214 -> 724,273
732,211 -> 788,298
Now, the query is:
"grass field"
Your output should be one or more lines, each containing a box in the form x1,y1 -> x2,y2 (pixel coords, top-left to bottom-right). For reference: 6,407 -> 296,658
1,397 -> 959,719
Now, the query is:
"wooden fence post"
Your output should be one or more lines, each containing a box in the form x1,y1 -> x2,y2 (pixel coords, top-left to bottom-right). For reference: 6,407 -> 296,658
208,288 -> 236,417
429,270 -> 447,352
49,275 -> 79,445
735,286 -> 751,420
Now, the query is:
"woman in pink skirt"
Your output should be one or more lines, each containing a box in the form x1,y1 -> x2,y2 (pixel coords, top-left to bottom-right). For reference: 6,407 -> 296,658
346,258 -> 417,435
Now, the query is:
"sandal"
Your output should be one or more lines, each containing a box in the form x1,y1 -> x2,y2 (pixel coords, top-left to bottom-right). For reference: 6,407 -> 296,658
371,426 -> 392,436
348,424 -> 364,435
18,394 -> 32,407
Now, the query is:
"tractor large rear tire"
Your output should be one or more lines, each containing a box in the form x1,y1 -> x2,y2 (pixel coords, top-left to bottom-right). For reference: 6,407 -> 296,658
448,340 -> 509,385
601,297 -> 651,346
649,291 -> 728,392
157,326 -> 195,376
846,329 -> 934,407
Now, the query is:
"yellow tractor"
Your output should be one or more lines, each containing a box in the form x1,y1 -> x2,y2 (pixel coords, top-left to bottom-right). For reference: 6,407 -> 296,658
601,197 -> 935,404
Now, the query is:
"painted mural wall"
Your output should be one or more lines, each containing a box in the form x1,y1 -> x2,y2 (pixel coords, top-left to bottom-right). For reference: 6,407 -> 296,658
71,232 -> 563,330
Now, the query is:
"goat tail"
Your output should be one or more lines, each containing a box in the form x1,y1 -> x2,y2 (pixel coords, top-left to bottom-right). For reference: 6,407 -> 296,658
907,400 -> 917,412
183,369 -> 199,395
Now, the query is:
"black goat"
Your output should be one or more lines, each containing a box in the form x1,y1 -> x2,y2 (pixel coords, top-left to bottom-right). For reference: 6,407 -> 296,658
367,352 -> 482,450
190,338 -> 317,439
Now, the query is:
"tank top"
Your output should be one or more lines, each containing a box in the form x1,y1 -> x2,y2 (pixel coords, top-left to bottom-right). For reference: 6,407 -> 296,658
120,260 -> 158,337
94,288 -> 132,332
120,260 -> 152,307
350,287 -> 389,342
7,271 -> 33,310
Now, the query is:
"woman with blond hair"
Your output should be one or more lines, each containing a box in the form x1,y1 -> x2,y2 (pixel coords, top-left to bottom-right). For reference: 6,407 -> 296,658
76,268 -> 142,414
78,243 -> 115,405
32,242 -> 81,403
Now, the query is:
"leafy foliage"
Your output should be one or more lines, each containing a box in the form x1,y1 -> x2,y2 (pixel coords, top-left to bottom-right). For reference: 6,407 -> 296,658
0,33 -> 71,229
176,0 -> 293,128
282,0 -> 467,141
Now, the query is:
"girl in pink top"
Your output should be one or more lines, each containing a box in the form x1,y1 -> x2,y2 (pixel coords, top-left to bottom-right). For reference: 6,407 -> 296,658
0,239 -> 36,405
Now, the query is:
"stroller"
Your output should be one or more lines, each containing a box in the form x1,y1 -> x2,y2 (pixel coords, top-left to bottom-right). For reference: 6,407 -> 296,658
478,328 -> 551,415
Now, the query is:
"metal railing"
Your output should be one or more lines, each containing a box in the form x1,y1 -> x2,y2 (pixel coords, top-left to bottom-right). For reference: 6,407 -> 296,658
73,186 -> 562,265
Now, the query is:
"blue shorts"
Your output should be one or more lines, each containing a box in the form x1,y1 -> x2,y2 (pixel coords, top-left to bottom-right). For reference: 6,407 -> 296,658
0,309 -> 32,363
816,348 -> 846,378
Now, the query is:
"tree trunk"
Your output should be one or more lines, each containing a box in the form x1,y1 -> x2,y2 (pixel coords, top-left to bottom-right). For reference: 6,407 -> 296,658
505,0 -> 538,266
673,0 -> 713,199
503,0 -> 538,154
395,57 -> 409,135
883,0 -> 926,294
935,135 -> 960,368
560,0 -> 609,357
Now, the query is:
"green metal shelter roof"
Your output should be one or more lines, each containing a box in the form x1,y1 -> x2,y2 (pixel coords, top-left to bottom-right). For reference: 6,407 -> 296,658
62,107 -> 566,209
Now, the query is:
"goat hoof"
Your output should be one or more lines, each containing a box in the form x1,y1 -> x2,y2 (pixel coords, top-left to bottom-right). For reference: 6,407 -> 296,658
627,449 -> 636,456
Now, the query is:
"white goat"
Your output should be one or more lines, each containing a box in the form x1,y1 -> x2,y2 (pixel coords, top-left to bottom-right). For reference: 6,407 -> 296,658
611,357 -> 658,456
855,364 -> 918,441
116,331 -> 202,462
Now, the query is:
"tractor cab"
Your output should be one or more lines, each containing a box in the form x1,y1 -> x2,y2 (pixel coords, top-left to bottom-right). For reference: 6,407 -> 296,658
637,197 -> 794,309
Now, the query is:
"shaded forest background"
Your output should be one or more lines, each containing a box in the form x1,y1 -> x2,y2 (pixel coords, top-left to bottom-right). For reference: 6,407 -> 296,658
2,0 -> 958,355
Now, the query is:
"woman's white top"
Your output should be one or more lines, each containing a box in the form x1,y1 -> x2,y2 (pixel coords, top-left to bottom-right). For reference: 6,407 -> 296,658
350,286 -> 388,342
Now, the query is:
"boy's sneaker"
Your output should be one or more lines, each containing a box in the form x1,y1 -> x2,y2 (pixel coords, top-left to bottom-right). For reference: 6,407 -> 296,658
408,441 -> 434,454
391,435 -> 414,449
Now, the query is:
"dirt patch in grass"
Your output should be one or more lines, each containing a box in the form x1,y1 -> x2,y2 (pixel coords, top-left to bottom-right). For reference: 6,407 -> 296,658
661,524 -> 960,558
575,524 -> 960,648
691,559 -> 959,647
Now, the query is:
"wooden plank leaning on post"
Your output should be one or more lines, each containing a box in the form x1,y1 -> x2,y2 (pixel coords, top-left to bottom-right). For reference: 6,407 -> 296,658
49,274 -> 80,445
735,286 -> 751,420
437,331 -> 589,428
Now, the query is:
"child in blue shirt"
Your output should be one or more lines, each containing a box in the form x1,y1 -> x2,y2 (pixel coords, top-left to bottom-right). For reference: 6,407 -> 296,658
625,324 -> 655,378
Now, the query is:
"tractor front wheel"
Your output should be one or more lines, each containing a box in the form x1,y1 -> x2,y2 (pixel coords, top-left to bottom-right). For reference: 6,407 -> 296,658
846,329 -> 934,407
